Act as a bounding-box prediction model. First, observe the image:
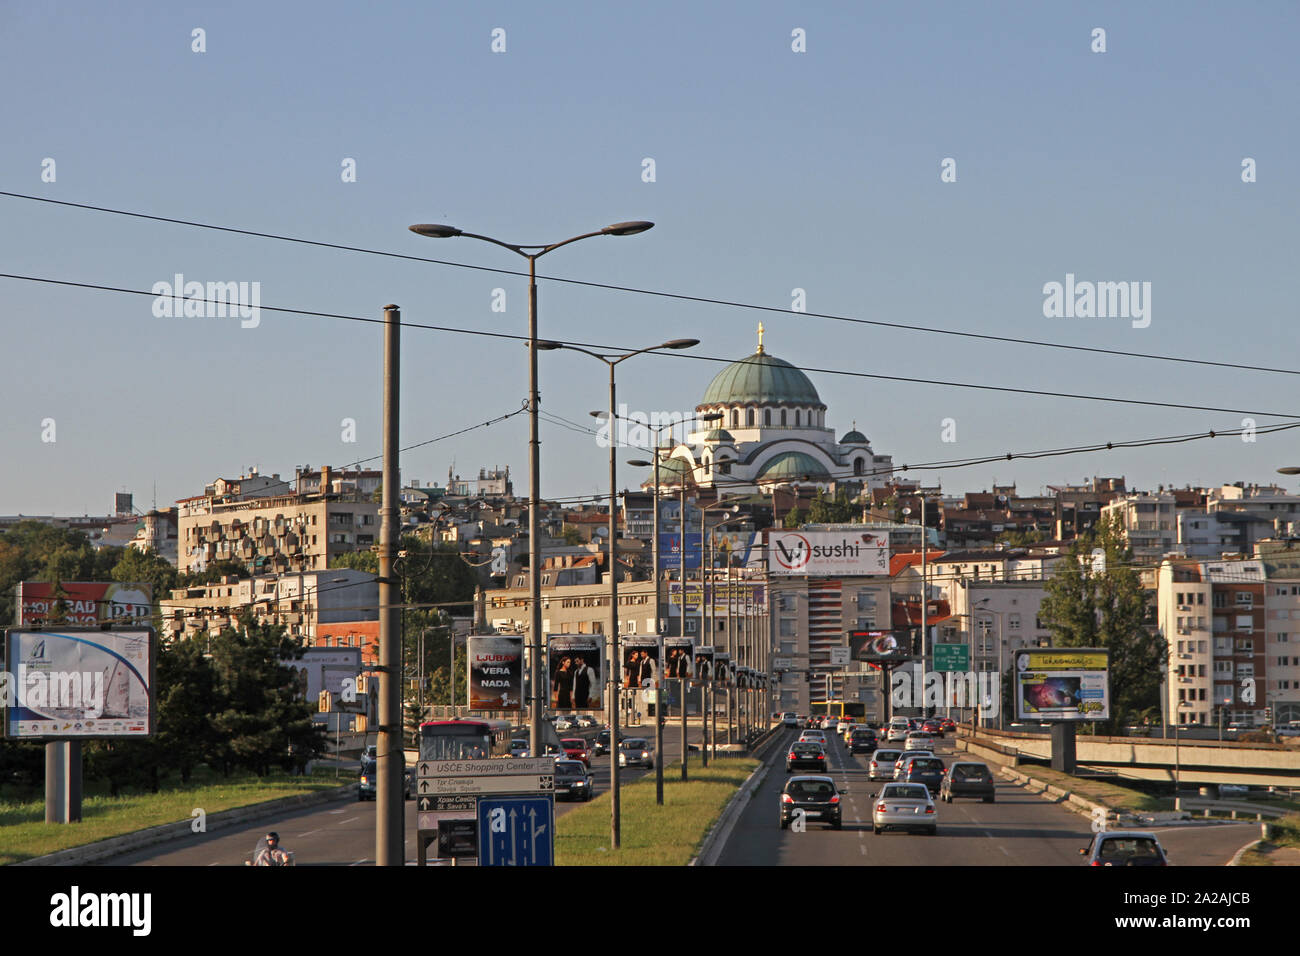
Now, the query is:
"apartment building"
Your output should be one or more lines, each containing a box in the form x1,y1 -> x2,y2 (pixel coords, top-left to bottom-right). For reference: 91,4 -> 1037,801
1102,492 -> 1178,562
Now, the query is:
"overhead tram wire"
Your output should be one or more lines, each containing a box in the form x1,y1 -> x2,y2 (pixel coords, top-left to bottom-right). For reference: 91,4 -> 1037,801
5,269 -> 1298,422
2,189 -> 1297,379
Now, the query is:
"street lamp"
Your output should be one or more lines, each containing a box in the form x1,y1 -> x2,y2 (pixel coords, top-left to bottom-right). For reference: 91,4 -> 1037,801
973,599 -> 1006,730
628,412 -> 722,801
702,501 -> 740,749
540,337 -> 698,848
409,219 -> 653,763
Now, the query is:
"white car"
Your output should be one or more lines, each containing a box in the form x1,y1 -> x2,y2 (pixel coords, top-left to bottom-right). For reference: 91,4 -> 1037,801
510,738 -> 530,757
905,732 -> 936,751
554,716 -> 575,731
576,715 -> 597,728
872,782 -> 938,835
798,730 -> 827,747
887,719 -> 910,743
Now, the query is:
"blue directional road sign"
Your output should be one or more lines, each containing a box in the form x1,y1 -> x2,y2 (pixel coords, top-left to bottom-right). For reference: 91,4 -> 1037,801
476,795 -> 555,867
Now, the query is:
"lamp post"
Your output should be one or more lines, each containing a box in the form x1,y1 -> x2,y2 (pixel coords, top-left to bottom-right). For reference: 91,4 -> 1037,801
540,338 -> 698,847
409,219 -> 653,764
628,413 -> 722,798
700,501 -> 740,753
1173,700 -> 1193,808
973,599 -> 1006,729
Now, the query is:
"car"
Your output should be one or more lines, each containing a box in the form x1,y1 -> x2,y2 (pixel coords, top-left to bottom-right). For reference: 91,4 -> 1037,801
849,730 -> 879,755
358,760 -> 414,801
593,728 -> 627,756
795,715 -> 809,729
886,718 -> 910,743
824,718 -> 840,732
617,738 -> 656,769
553,759 -> 595,801
1217,784 -> 1248,799
782,712 -> 799,728
798,730 -> 828,747
940,761 -> 995,803
510,738 -> 530,758
868,749 -> 903,781
893,750 -> 935,780
901,755 -> 947,793
561,738 -> 592,767
780,775 -> 845,830
922,718 -> 944,736
873,782 -> 937,835
786,742 -> 830,773
905,731 -> 937,751
1079,831 -> 1169,866
554,715 -> 575,731
939,717 -> 957,734
576,714 -> 598,729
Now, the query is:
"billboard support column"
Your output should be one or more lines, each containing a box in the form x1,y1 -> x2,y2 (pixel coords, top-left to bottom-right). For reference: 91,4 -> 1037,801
1050,722 -> 1076,774
376,303 -> 403,867
44,741 -> 82,823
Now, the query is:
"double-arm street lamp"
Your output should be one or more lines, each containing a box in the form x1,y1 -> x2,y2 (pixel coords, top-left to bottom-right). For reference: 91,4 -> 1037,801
540,337 -> 700,848
409,220 -> 653,762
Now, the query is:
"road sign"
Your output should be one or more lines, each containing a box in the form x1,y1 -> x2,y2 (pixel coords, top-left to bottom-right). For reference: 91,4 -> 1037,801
417,757 -> 555,779
417,793 -> 477,813
773,657 -> 792,669
419,774 -> 554,796
477,795 -> 554,867
829,647 -> 849,667
933,644 -> 969,672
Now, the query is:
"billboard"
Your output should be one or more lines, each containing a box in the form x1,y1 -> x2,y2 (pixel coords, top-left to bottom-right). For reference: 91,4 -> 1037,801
715,652 -> 732,686
657,532 -> 760,570
620,637 -> 661,690
547,635 -> 603,711
767,530 -> 889,577
1014,649 -> 1110,721
848,629 -> 911,660
663,637 -> 695,680
2,627 -> 155,738
468,635 -> 524,711
666,581 -> 766,616
16,581 -> 153,626
693,645 -> 715,682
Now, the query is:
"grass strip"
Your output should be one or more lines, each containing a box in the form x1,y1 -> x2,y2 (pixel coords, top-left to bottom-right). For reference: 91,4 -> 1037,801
1015,765 -> 1165,812
556,758 -> 758,866
0,769 -> 347,865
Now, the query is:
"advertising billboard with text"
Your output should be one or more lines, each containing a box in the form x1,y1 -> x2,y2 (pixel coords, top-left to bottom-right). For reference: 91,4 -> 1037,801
468,635 -> 524,711
1014,648 -> 1110,721
767,530 -> 889,576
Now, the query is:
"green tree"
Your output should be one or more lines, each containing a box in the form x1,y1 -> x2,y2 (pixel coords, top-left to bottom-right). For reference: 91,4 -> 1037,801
782,508 -> 807,529
808,488 -> 859,524
177,558 -> 250,587
329,549 -> 378,574
560,525 -> 584,546
1038,514 -> 1166,734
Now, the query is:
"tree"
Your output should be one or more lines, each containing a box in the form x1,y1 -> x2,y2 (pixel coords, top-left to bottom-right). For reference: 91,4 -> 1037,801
808,487 -> 859,524
560,525 -> 584,546
1038,514 -> 1166,734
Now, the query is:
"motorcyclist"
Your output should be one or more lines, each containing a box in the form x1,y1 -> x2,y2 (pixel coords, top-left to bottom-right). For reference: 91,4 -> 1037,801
252,831 -> 292,866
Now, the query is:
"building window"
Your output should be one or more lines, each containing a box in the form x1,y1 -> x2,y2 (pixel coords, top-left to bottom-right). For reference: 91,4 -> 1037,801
854,458 -> 864,476
764,408 -> 771,426
731,410 -> 739,429
746,408 -> 755,427
780,409 -> 787,426
795,410 -> 801,426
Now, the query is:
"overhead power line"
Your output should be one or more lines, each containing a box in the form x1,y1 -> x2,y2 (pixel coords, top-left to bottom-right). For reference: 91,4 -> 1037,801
2,269 -> 1296,421
1,189 -> 1296,378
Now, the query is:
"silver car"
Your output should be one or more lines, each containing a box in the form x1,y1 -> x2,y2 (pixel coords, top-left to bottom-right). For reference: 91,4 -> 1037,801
904,731 -> 936,751
868,749 -> 903,782
617,738 -> 656,769
872,782 -> 938,835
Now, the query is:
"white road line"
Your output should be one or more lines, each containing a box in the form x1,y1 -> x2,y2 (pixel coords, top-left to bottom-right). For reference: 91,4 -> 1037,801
860,844 -> 867,855
337,816 -> 360,825
299,828 -> 323,837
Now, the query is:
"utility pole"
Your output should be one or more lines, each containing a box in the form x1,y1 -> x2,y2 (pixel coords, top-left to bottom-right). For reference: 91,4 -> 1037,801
377,304 -> 403,866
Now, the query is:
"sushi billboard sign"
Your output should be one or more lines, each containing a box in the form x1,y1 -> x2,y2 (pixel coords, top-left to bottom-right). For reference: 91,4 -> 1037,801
1,628 -> 156,738
1014,648 -> 1109,722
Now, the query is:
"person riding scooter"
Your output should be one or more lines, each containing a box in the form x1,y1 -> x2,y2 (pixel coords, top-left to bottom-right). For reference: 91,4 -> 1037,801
252,831 -> 293,866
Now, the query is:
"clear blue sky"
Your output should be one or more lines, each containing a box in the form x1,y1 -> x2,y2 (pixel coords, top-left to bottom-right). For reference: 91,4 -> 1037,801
1,1 -> 1297,514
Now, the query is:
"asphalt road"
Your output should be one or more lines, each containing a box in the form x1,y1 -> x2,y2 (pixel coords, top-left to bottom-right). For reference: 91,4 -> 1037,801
105,719 -> 710,866
715,728 -> 1260,866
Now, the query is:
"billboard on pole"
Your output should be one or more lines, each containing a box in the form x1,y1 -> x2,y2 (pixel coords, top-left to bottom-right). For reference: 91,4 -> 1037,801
620,637 -> 661,690
663,637 -> 695,680
2,627 -> 155,738
546,635 -> 603,711
848,630 -> 911,661
467,635 -> 524,711
1014,649 -> 1110,721
767,530 -> 889,576
16,582 -> 153,626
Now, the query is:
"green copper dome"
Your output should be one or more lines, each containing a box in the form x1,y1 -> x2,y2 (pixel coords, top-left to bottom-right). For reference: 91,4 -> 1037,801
756,451 -> 830,480
699,351 -> 824,409
840,430 -> 868,445
704,428 -> 735,443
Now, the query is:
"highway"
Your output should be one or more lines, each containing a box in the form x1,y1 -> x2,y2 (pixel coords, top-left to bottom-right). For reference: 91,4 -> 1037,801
715,727 -> 1260,866
105,719 -> 699,866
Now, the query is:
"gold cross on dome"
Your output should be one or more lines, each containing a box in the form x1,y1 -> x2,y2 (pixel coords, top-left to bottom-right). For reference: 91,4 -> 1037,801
757,322 -> 765,353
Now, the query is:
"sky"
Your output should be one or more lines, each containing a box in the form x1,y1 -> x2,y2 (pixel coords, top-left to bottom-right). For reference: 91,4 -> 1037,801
1,1 -> 1297,515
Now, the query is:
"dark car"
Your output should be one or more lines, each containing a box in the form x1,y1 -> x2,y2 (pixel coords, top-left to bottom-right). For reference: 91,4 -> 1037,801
593,728 -> 627,756
922,718 -> 944,736
554,759 -> 595,801
940,761 -> 995,803
780,775 -> 844,830
849,730 -> 879,755
786,742 -> 830,773
902,756 -> 947,793
561,737 -> 592,767
358,760 -> 414,801
1080,831 -> 1169,866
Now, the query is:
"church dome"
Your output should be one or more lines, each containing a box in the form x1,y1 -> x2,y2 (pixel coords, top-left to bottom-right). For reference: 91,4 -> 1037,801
840,429 -> 868,445
756,451 -> 830,480
704,428 -> 735,444
699,351 -> 824,409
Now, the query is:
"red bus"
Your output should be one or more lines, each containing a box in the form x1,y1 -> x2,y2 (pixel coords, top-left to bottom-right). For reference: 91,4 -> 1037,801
417,718 -> 514,761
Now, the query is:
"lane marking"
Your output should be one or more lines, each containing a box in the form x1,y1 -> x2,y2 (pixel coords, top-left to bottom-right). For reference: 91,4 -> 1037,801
298,827 -> 323,837
337,816 -> 360,825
